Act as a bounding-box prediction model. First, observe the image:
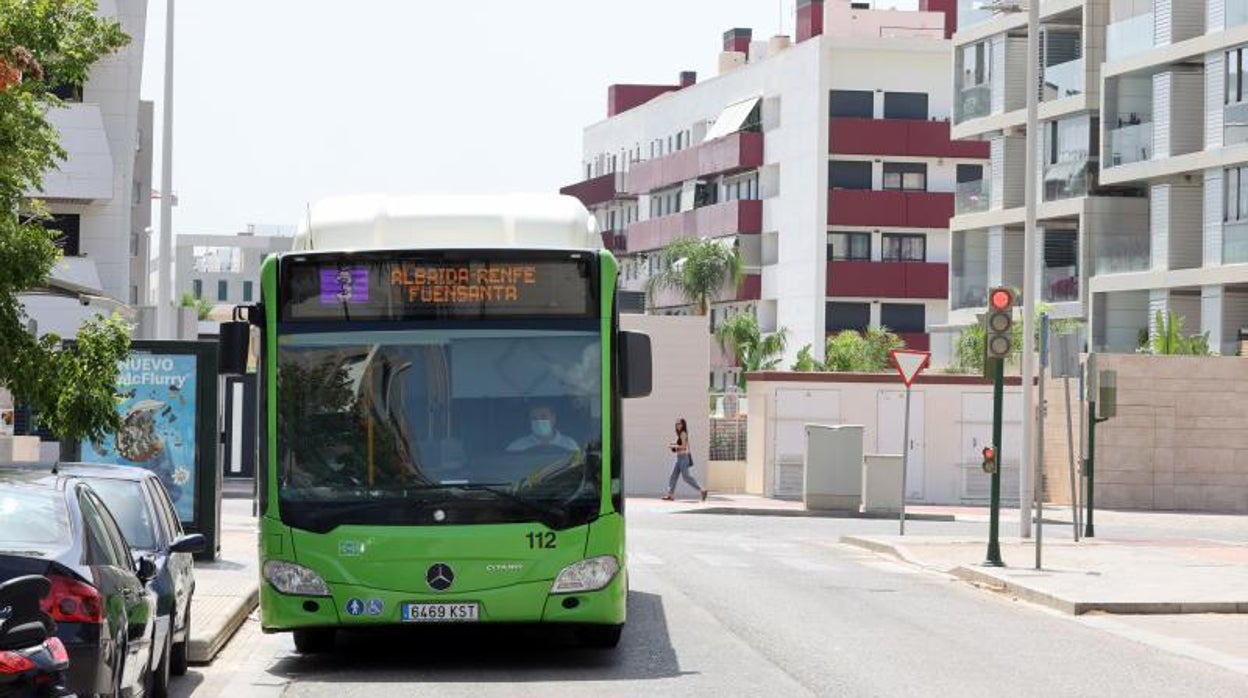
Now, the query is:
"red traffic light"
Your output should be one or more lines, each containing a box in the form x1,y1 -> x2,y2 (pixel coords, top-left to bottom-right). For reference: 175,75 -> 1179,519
989,288 -> 1013,311
982,446 -> 995,462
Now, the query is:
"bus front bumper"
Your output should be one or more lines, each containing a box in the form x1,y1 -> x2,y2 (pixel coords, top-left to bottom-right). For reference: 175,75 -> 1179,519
260,568 -> 627,632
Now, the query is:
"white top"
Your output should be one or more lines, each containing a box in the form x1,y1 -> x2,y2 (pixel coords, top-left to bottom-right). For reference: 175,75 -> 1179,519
293,194 -> 602,252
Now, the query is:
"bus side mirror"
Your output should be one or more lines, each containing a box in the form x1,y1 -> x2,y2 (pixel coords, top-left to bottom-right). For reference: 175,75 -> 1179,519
218,305 -> 257,376
620,331 -> 652,399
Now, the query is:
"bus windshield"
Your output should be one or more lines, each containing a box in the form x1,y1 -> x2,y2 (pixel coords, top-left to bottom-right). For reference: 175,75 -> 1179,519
276,324 -> 603,532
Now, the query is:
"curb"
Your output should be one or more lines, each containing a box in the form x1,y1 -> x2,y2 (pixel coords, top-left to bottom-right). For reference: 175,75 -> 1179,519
187,585 -> 260,665
683,508 -> 955,522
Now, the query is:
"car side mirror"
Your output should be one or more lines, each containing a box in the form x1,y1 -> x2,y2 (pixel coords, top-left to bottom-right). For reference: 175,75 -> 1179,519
136,556 -> 157,582
619,331 -> 652,399
170,533 -> 206,555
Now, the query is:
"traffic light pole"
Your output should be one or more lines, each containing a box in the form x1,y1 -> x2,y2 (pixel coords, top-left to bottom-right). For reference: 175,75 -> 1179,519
985,356 -> 1005,567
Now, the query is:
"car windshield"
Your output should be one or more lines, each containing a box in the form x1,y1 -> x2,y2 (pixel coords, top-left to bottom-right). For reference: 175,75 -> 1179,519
276,325 -> 603,530
81,478 -> 156,550
0,486 -> 70,549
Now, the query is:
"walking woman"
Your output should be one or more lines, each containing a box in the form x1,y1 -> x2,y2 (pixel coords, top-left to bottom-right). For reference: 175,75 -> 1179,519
662,418 -> 708,502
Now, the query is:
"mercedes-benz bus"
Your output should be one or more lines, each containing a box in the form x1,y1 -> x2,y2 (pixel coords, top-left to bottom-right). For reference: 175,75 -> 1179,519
236,195 -> 651,652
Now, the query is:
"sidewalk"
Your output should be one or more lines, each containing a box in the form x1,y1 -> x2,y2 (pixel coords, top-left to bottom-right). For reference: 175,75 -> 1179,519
187,498 -> 259,664
842,505 -> 1248,615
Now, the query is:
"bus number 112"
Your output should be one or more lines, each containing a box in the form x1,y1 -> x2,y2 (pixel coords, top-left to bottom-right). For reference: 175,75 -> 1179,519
526,532 -> 556,549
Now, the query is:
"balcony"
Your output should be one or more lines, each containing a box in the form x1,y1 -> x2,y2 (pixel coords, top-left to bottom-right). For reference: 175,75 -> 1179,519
1043,265 -> 1080,303
828,119 -> 988,159
1044,157 -> 1091,201
36,104 -> 114,201
625,200 -> 763,253
1093,228 -> 1150,274
1106,12 -> 1154,63
738,273 -> 761,301
1231,0 -> 1248,29
826,261 -> 949,299
1042,58 -> 1084,102
1226,221 -> 1248,265
560,172 -> 630,209
1107,121 -> 1152,167
1226,102 -> 1248,148
828,189 -> 954,229
625,131 -> 763,195
955,85 -> 991,124
600,230 -> 627,253
898,332 -> 931,351
956,178 -> 990,215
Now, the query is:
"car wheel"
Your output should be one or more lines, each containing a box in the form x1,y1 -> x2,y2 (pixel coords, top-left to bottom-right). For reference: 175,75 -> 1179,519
292,628 -> 335,654
170,608 -> 189,677
575,623 -> 623,649
148,623 -> 173,698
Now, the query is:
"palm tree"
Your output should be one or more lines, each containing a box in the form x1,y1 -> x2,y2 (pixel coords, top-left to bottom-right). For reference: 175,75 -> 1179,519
714,313 -> 788,388
645,237 -> 743,315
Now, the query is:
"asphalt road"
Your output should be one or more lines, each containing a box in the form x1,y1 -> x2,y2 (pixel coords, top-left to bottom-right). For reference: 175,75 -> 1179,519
179,503 -> 1248,697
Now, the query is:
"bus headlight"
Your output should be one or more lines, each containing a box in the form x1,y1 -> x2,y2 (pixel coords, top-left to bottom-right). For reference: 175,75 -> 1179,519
551,556 -> 619,594
263,561 -> 331,596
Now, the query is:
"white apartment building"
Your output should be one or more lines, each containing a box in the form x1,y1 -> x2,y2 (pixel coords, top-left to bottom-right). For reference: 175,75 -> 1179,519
1089,0 -> 1248,354
176,226 -> 293,309
19,0 -> 152,339
564,0 -> 988,387
947,0 -> 1151,349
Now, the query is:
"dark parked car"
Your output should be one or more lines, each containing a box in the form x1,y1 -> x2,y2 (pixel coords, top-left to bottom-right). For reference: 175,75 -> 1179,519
54,463 -> 203,694
0,468 -> 156,696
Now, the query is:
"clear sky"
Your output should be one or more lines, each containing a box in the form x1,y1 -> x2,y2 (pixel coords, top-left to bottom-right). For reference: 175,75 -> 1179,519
139,0 -> 820,235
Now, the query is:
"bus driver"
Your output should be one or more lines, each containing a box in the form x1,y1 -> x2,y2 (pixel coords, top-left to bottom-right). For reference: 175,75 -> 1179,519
507,404 -> 579,452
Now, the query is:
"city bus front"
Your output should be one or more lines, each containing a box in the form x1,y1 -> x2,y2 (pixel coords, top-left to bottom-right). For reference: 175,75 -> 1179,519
252,248 -> 647,650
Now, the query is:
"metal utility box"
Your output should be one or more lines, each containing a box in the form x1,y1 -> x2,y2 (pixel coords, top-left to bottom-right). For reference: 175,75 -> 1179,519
862,454 -> 903,514
803,424 -> 864,511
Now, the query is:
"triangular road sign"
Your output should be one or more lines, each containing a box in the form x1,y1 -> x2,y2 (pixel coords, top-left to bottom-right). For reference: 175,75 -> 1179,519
890,349 -> 931,388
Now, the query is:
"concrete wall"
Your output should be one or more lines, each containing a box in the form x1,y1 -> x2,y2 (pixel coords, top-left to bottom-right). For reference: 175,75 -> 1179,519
745,372 -> 1025,504
620,315 -> 711,496
1057,354 -> 1248,513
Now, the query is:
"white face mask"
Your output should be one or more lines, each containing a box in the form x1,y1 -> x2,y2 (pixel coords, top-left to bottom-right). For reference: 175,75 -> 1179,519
531,419 -> 554,439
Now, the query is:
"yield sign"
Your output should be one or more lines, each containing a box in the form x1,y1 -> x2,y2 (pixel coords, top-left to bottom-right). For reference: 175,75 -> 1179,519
890,349 -> 931,388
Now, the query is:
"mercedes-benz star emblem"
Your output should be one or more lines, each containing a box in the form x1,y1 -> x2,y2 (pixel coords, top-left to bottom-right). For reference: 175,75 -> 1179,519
426,563 -> 454,592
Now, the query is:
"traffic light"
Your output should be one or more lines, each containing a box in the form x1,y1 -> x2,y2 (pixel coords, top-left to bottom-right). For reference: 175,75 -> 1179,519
981,445 -> 997,474
985,287 -> 1015,360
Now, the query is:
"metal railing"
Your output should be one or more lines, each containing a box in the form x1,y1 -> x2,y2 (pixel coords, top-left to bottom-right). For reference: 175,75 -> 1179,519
709,417 -> 748,461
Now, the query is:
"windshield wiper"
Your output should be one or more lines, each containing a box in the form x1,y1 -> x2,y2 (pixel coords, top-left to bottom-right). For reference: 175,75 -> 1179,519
414,483 -> 569,529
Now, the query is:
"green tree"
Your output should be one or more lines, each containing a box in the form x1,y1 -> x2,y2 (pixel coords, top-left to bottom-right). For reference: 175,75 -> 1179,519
0,1 -> 131,444
180,292 -> 213,321
1140,310 -> 1214,356
791,344 -> 820,372
646,237 -> 743,315
714,313 -> 787,388
823,327 -> 905,372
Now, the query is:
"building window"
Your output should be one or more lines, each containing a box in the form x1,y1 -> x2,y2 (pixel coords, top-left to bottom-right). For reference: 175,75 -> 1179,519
192,279 -> 203,299
243,281 -> 254,302
883,92 -> 928,120
829,89 -> 874,118
1043,229 -> 1079,302
829,160 -> 872,189
828,232 -> 871,261
43,214 -> 81,257
1225,166 -> 1248,222
217,280 -> 228,301
880,304 -> 926,334
1228,47 -> 1246,105
826,302 -> 871,333
882,162 -> 927,191
958,163 -> 984,184
882,234 -> 926,262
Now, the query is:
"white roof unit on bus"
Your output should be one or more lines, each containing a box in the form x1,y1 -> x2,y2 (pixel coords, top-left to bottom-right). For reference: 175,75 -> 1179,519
292,194 -> 602,252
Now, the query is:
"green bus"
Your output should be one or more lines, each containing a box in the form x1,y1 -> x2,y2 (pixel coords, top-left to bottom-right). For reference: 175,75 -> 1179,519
235,195 -> 651,652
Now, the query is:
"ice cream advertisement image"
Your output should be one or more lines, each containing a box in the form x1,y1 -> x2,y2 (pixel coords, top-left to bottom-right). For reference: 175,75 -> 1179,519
82,353 -> 198,523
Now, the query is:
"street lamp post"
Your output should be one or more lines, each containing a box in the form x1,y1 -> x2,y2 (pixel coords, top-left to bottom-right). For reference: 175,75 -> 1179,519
157,0 -> 175,338
1019,0 -> 1040,539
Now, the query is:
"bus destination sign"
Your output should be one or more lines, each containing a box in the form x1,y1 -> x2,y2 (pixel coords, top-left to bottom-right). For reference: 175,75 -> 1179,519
282,254 -> 596,321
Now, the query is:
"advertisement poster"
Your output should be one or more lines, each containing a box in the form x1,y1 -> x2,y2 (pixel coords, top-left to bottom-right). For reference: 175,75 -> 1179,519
82,353 -> 198,523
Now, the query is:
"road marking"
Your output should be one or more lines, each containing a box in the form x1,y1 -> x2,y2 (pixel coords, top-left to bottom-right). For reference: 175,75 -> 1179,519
771,557 -> 836,573
694,553 -> 752,568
